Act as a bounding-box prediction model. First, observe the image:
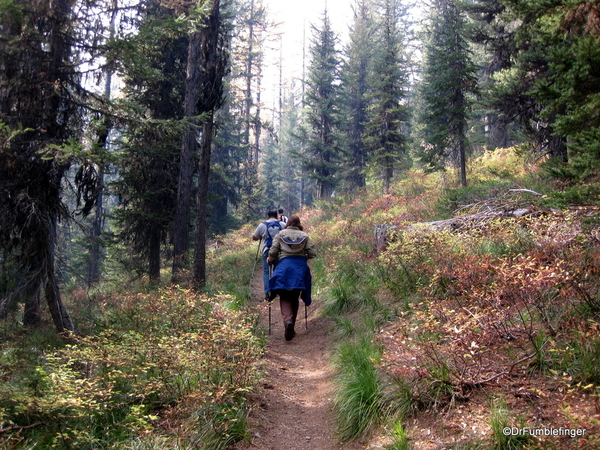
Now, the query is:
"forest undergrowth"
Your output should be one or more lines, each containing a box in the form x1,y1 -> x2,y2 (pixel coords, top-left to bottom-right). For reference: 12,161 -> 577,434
1,148 -> 600,449
305,149 -> 600,449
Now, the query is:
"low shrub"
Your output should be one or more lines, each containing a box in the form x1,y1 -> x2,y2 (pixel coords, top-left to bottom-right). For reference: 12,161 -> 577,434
0,287 -> 262,449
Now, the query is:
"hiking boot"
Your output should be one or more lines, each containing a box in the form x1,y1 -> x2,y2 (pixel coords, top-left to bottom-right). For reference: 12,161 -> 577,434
284,321 -> 295,341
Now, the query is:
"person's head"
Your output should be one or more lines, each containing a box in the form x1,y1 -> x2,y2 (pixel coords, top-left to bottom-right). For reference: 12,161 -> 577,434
278,208 -> 284,214
267,210 -> 278,219
285,215 -> 303,231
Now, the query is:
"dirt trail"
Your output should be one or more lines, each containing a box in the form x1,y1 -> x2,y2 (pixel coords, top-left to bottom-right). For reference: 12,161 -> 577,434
234,269 -> 368,450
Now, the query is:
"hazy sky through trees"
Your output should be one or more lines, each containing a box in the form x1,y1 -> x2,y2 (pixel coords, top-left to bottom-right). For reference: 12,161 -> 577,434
260,0 -> 354,113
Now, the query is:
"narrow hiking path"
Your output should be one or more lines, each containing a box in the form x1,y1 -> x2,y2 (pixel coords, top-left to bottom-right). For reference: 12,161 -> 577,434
233,268 -> 369,450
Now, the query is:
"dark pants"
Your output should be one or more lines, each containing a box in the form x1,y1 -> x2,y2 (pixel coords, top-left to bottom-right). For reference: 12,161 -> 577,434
277,289 -> 301,326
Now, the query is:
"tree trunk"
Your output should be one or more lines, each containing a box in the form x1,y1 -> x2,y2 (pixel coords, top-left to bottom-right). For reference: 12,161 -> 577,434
23,294 -> 42,327
459,137 -> 468,187
149,223 -> 161,283
88,1 -> 117,286
193,117 -> 214,286
172,0 -> 224,285
171,28 -> 205,283
45,218 -> 74,333
171,127 -> 197,283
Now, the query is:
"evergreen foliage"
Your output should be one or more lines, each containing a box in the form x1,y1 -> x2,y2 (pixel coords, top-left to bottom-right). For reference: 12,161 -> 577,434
532,1 -> 600,185
463,0 -> 515,149
0,0 -> 111,330
362,0 -> 410,193
339,0 -> 377,191
418,0 -> 478,187
112,0 -> 186,282
300,10 -> 343,199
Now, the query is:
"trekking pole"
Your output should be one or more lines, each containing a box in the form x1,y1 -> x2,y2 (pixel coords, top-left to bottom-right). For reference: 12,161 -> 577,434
248,239 -> 262,292
305,303 -> 308,330
268,261 -> 273,335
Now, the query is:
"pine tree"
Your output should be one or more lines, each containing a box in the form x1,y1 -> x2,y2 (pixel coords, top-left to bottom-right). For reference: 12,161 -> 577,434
171,0 -> 228,286
278,90 -> 304,213
261,89 -> 303,214
515,1 -> 600,183
362,0 -> 410,193
301,10 -> 342,199
463,0 -> 514,149
227,0 -> 270,221
472,0 -> 568,162
0,0 -> 110,330
208,93 -> 245,235
339,0 -> 377,191
114,0 -> 186,282
419,0 -> 478,187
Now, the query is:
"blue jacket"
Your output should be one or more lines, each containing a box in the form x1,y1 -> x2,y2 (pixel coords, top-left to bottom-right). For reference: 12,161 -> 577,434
268,255 -> 312,305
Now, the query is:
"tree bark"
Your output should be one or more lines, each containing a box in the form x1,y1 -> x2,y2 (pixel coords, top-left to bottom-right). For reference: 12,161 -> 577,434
171,29 -> 204,283
172,0 -> 224,285
45,217 -> 74,333
149,222 -> 161,283
193,117 -> 214,286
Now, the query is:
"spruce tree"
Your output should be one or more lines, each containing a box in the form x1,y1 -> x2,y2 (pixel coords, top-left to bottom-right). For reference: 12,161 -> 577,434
0,0 -> 112,330
362,0 -> 410,193
339,0 -> 377,191
515,1 -> 600,184
472,0 -> 568,162
419,0 -> 477,186
171,0 -> 228,286
113,0 -> 186,282
301,9 -> 342,199
463,0 -> 514,149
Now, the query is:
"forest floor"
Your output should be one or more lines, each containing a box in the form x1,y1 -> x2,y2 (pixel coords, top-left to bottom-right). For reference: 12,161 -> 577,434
233,269 -> 370,450
234,251 -> 600,450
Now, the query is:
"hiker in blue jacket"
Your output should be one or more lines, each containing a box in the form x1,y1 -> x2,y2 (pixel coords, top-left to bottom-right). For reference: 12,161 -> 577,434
252,211 -> 286,300
267,215 -> 316,341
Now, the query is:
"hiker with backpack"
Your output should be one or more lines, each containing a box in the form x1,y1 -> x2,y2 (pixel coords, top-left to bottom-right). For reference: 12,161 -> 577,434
277,208 -> 288,224
267,215 -> 316,341
252,211 -> 286,300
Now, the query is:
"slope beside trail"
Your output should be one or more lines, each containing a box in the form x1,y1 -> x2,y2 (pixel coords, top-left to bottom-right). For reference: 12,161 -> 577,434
233,268 -> 369,450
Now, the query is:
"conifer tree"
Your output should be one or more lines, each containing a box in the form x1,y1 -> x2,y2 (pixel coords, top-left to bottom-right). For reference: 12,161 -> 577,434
0,0 -> 112,330
262,89 -> 303,213
339,0 -> 377,191
301,10 -> 342,199
463,0 -> 514,149
228,0 -> 270,221
171,0 -> 228,286
505,0 -> 598,183
114,0 -> 186,282
419,0 -> 477,186
539,1 -> 600,183
469,0 -> 567,162
208,94 -> 245,235
278,90 -> 304,212
362,0 -> 410,193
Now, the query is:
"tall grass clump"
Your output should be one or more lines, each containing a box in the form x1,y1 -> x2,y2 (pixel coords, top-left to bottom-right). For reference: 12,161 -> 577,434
386,419 -> 410,450
322,259 -> 379,317
332,335 -> 384,441
488,397 -> 535,450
